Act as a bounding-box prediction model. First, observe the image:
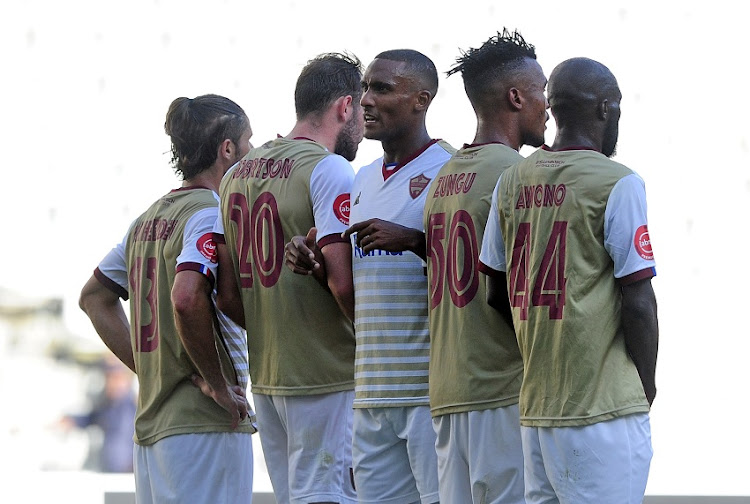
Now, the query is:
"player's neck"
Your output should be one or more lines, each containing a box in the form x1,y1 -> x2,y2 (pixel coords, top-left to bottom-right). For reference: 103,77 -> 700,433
183,166 -> 222,193
551,130 -> 600,153
287,119 -> 336,153
474,115 -> 520,151
382,129 -> 432,165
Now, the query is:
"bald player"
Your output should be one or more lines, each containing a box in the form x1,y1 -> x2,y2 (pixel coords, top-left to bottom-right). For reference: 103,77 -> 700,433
80,95 -> 256,503
425,29 -> 547,504
216,52 -> 363,504
480,57 -> 659,504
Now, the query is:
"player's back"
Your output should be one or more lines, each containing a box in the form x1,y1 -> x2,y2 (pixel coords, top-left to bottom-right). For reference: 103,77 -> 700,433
497,147 -> 649,427
424,143 -> 524,417
126,188 -> 247,444
219,138 -> 355,396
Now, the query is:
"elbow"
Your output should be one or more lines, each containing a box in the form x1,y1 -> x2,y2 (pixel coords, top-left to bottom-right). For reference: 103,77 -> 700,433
171,289 -> 201,318
79,280 -> 99,315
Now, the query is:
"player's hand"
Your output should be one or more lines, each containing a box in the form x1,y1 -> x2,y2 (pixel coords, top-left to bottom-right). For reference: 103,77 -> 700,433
285,227 -> 321,275
343,218 -> 422,255
191,374 -> 249,429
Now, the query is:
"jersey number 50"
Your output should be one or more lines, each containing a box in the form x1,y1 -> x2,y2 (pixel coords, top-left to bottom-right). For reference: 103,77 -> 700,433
227,192 -> 284,289
426,210 -> 480,309
509,221 -> 567,320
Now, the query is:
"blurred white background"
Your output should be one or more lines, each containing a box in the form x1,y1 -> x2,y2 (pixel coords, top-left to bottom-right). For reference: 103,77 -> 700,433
1,0 -> 748,500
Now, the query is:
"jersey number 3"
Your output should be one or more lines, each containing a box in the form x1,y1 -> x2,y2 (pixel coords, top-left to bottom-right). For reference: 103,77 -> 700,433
509,221 -> 567,320
227,192 -> 284,289
129,256 -> 159,352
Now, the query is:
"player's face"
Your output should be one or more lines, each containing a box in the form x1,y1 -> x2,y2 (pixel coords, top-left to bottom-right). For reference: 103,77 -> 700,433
519,59 -> 549,149
334,101 -> 365,162
360,58 -> 421,143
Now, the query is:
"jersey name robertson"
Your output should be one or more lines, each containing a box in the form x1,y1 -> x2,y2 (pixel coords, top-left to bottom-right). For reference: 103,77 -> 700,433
424,143 -> 523,417
219,138 -> 355,396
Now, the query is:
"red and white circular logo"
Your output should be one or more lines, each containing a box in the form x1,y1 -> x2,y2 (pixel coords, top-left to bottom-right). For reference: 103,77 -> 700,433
333,193 -> 350,225
197,233 -> 218,263
633,225 -> 653,261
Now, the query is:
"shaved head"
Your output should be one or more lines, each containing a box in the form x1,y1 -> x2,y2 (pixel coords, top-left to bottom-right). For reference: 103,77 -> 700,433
548,57 -> 622,156
549,58 -> 620,118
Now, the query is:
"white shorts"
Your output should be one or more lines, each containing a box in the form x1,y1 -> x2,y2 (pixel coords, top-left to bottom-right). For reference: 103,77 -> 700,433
134,431 -> 253,504
521,413 -> 652,504
254,391 -> 356,504
433,404 -> 524,504
352,406 -> 439,504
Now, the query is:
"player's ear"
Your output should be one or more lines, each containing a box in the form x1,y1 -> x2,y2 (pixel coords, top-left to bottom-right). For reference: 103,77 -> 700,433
335,95 -> 354,122
414,89 -> 433,112
598,99 -> 609,121
218,138 -> 234,161
508,87 -> 523,111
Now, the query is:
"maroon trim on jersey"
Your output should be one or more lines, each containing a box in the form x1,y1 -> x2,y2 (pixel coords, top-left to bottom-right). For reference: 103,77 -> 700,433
478,261 -> 503,277
292,137 -> 316,142
618,267 -> 656,286
382,139 -> 440,181
212,232 -> 226,245
319,232 -> 350,248
176,261 -> 216,288
462,141 -> 508,149
168,185 -> 213,194
542,144 -> 598,152
94,267 -> 129,301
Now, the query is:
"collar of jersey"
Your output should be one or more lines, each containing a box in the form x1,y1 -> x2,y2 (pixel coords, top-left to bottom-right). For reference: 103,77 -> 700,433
382,138 -> 440,181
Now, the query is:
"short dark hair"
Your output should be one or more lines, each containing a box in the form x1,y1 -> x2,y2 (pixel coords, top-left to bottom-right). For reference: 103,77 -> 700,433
295,52 -> 363,120
448,29 -> 536,106
375,49 -> 439,95
164,94 -> 249,180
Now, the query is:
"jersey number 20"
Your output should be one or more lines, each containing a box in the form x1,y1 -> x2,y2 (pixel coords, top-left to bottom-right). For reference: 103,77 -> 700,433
227,191 -> 284,289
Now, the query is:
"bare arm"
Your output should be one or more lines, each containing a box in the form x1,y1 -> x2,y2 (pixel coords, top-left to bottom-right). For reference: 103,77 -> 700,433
215,242 -> 246,329
621,277 -> 659,406
172,270 -> 248,428
79,275 -> 136,373
320,241 -> 354,322
344,218 -> 426,261
486,272 -> 514,329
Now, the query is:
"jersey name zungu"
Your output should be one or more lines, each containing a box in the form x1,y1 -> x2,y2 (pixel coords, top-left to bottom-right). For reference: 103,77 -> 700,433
219,138 -> 355,396
496,148 -> 651,427
424,143 -> 523,417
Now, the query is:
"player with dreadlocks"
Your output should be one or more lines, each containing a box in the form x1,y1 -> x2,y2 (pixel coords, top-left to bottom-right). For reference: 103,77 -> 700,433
423,29 -> 548,504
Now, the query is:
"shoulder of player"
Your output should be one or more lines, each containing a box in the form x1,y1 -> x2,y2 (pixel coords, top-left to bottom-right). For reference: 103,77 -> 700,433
434,139 -> 457,156
353,156 -> 384,179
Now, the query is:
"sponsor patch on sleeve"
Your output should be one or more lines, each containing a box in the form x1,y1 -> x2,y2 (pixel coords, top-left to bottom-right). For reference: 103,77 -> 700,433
333,193 -> 350,225
633,225 -> 653,261
197,233 -> 218,263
